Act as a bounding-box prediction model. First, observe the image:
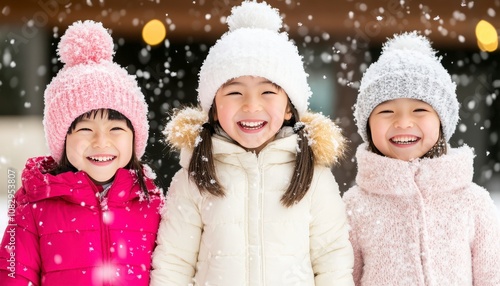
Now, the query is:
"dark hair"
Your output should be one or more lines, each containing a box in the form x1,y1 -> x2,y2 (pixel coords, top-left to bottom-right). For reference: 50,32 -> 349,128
49,109 -> 150,198
188,102 -> 314,208
366,123 -> 447,159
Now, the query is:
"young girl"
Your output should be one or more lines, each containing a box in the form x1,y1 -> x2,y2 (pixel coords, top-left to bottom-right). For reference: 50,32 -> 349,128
0,21 -> 164,285
151,1 -> 354,285
343,31 -> 500,285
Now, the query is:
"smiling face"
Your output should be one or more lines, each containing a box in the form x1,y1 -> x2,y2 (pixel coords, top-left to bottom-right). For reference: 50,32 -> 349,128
65,110 -> 134,184
368,98 -> 441,161
214,76 -> 292,154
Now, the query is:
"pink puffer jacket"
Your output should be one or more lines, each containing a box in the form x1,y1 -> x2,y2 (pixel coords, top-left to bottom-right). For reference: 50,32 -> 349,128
0,156 -> 164,286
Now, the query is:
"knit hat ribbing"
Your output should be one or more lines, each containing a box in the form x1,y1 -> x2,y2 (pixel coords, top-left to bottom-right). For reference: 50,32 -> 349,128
197,0 -> 312,116
43,20 -> 149,162
354,31 -> 459,142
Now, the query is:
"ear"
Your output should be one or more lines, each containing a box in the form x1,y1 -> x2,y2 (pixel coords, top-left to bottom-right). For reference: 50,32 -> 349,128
284,108 -> 292,121
211,98 -> 218,121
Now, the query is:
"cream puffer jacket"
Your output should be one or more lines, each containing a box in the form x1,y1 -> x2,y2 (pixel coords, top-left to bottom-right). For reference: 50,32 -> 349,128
151,107 -> 354,286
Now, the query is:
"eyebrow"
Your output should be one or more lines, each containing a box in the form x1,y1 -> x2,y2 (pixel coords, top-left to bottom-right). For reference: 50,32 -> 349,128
224,78 -> 274,87
223,81 -> 243,87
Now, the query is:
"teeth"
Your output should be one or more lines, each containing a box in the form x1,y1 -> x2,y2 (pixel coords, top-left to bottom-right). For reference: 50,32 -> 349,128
239,121 -> 264,129
89,156 -> 114,162
391,136 -> 418,144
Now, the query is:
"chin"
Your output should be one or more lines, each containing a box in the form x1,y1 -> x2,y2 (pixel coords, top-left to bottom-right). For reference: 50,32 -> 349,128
90,176 -> 114,185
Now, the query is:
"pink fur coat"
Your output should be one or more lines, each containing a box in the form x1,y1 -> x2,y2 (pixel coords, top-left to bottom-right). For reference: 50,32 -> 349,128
343,144 -> 500,286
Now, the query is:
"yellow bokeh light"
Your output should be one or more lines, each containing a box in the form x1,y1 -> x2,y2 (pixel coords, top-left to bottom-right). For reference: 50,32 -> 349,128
475,20 -> 498,52
477,39 -> 498,52
142,19 -> 166,46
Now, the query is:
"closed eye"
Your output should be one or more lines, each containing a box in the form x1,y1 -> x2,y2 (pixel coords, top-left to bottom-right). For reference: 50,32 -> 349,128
377,110 -> 393,114
262,90 -> 277,95
111,127 -> 126,131
414,108 -> 429,112
226,91 -> 242,96
76,127 -> 92,132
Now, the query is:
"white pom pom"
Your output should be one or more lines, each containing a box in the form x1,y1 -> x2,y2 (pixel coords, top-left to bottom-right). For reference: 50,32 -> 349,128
383,31 -> 436,58
227,1 -> 282,32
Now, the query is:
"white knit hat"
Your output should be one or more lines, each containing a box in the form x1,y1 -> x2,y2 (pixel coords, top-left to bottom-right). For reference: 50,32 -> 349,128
197,0 -> 312,116
354,31 -> 459,142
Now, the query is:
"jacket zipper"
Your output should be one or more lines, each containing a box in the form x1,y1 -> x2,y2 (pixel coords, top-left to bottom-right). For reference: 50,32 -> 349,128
258,154 -> 265,285
245,173 -> 250,286
98,184 -> 112,286
416,191 -> 433,286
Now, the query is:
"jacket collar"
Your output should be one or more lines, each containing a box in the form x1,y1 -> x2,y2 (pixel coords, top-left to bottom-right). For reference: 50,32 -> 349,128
166,106 -> 346,168
355,143 -> 475,196
18,156 -> 158,206
178,131 -> 298,169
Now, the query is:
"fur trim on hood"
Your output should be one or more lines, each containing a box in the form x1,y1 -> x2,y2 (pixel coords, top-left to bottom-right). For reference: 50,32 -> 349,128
163,107 -> 346,167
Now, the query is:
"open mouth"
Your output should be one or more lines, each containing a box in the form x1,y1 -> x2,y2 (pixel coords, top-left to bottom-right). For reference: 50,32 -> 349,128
238,121 -> 266,130
390,136 -> 419,145
88,156 -> 116,162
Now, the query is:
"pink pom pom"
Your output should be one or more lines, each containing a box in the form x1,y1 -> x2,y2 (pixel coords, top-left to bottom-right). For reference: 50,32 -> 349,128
57,20 -> 114,67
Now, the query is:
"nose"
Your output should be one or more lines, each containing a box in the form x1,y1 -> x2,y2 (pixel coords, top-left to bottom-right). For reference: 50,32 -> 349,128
92,132 -> 110,148
242,95 -> 263,113
394,114 -> 414,129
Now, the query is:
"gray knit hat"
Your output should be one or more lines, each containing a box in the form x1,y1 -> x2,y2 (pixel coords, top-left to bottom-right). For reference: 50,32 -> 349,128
354,31 -> 459,143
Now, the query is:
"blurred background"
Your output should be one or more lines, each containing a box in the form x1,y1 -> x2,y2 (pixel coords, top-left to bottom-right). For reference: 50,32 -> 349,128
1,0 -> 500,234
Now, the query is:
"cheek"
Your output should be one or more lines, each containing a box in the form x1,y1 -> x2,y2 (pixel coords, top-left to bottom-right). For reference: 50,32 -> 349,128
214,105 -> 234,131
368,119 -> 385,140
65,139 -> 83,167
216,112 -> 230,130
119,137 -> 134,160
272,100 -> 289,117
425,119 -> 441,142
429,128 -> 441,145
214,105 -> 222,119
270,106 -> 284,118
213,97 -> 225,120
370,129 -> 386,149
65,136 -> 79,154
121,136 -> 134,153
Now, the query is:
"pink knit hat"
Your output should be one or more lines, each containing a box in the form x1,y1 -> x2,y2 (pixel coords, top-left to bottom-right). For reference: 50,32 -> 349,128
43,20 -> 149,163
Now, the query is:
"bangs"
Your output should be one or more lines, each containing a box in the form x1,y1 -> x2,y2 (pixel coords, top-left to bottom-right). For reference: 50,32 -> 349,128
67,109 -> 134,134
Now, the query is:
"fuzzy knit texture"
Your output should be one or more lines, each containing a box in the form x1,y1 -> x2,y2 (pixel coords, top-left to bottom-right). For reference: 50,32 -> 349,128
343,144 -> 500,286
354,31 -> 459,142
0,156 -> 164,285
197,0 -> 312,116
151,108 -> 353,285
43,20 -> 149,162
